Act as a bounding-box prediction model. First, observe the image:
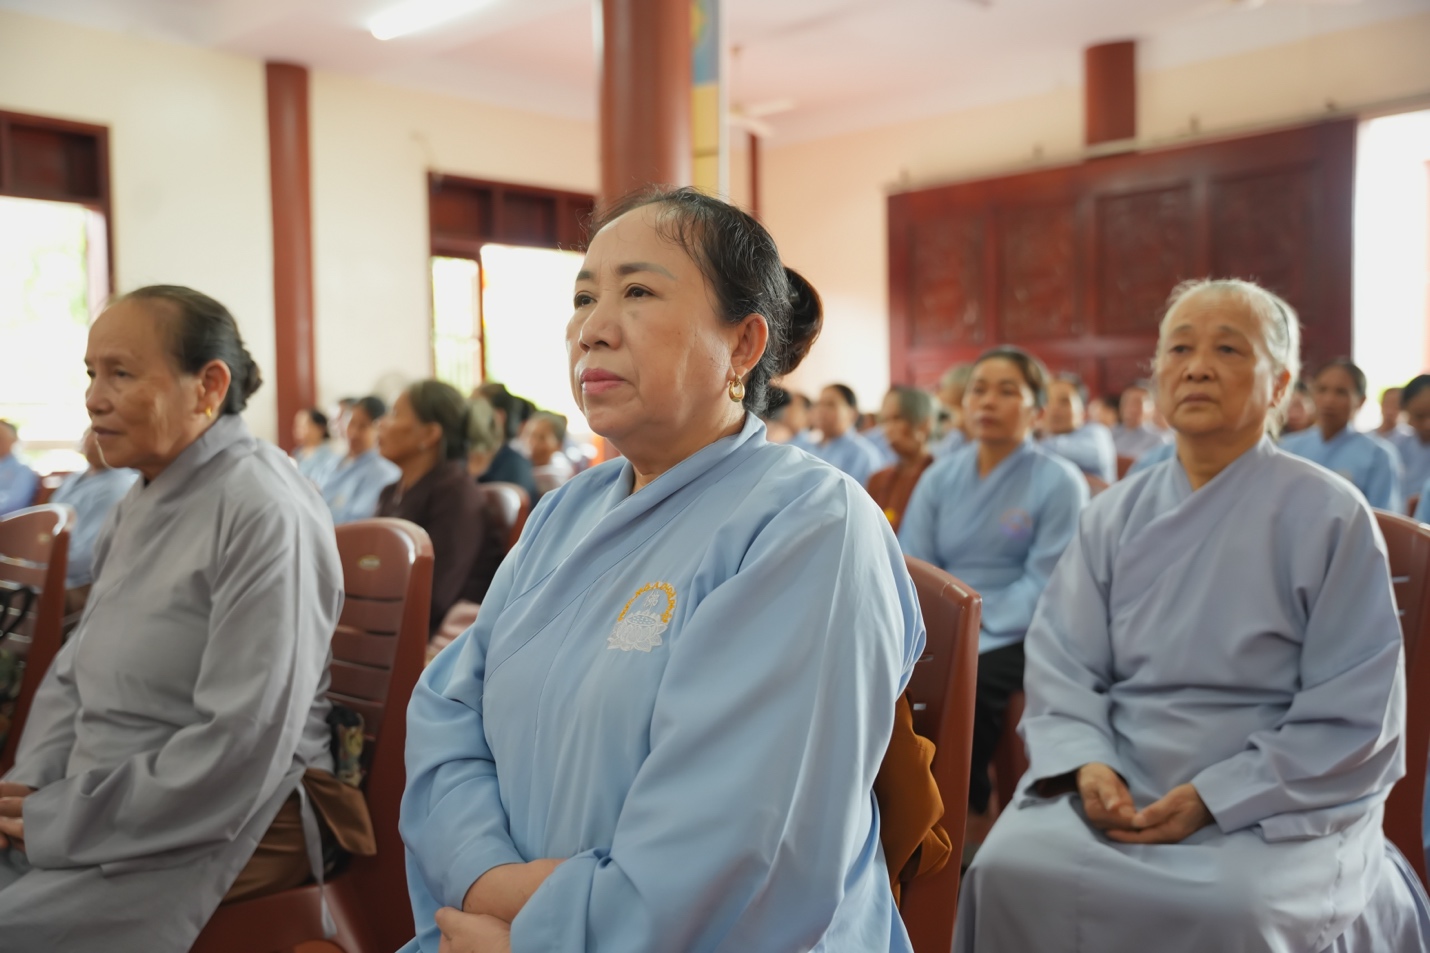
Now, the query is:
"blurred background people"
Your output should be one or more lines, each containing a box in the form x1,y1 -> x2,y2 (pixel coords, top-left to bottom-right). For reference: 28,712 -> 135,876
866,386 -> 937,533
318,395 -> 400,525
809,383 -> 885,484
1089,394 -> 1120,431
47,428 -> 137,611
474,382 -> 539,500
377,380 -> 493,635
0,421 -> 37,516
1112,381 -> 1171,460
931,364 -> 972,457
1390,374 -> 1430,494
527,411 -> 573,500
1281,358 -> 1403,511
1376,386 -> 1407,439
1039,373 -> 1117,485
1281,378 -> 1316,435
290,407 -> 337,484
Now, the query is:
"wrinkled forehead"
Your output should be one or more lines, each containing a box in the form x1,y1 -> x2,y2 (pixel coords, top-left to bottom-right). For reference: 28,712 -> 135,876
1162,289 -> 1264,343
88,298 -> 174,365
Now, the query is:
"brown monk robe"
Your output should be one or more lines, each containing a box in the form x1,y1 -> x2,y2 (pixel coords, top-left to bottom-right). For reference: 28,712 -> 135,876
874,693 -> 953,904
866,454 -> 933,535
222,768 -> 376,903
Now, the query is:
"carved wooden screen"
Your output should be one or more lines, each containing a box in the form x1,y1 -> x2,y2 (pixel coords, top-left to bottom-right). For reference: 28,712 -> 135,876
888,120 -> 1355,397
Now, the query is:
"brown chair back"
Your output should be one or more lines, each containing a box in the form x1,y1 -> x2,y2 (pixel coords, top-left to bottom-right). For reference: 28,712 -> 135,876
1116,455 -> 1135,480
192,517 -> 434,953
480,481 -> 530,552
1375,508 -> 1430,888
32,472 -> 70,507
0,505 -> 73,774
1085,474 -> 1109,496
899,557 -> 982,952
1408,495 -> 1421,520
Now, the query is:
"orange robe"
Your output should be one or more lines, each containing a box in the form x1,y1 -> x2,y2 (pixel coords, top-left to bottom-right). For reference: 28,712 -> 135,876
866,455 -> 934,535
875,693 -> 953,904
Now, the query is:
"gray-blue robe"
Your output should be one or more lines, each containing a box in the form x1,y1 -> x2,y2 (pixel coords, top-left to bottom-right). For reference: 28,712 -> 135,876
956,437 -> 1430,952
0,415 -> 342,952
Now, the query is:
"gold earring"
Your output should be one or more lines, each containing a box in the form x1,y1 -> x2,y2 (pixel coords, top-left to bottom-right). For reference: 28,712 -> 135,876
728,377 -> 746,403
205,406 -> 214,419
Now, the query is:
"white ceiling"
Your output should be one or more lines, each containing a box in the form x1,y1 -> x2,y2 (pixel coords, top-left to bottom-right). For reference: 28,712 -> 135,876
2,0 -> 1426,143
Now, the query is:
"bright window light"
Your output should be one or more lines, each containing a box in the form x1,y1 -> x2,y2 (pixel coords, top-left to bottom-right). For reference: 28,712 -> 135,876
369,0 -> 492,40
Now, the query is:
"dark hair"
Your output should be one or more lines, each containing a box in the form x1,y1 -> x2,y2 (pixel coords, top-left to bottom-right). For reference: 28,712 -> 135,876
826,383 -> 858,409
971,346 -> 1051,409
1404,374 -> 1430,406
352,395 -> 388,422
121,285 -> 262,415
477,382 -> 521,440
1317,358 -> 1367,400
763,385 -> 791,420
303,408 -> 330,439
1053,371 -> 1089,405
406,380 -> 477,461
591,187 -> 821,414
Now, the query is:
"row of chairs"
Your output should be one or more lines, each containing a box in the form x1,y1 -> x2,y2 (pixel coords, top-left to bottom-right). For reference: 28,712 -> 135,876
0,503 -> 1425,951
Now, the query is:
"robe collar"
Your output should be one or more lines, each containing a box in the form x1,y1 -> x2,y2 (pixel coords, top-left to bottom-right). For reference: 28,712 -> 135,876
140,414 -> 252,501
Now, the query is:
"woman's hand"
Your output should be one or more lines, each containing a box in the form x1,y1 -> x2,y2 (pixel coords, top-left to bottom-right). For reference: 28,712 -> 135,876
0,782 -> 35,850
462,858 -> 564,922
1106,783 -> 1214,845
1076,762 -> 1137,832
436,908 -> 510,953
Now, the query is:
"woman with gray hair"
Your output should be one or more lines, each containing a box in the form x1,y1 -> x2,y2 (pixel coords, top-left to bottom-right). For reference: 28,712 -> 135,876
955,278 -> 1430,952
867,386 -> 937,532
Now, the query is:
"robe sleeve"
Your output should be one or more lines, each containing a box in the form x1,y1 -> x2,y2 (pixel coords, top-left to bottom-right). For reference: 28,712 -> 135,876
1416,478 -> 1430,522
1190,503 -> 1405,840
4,636 -> 81,788
399,548 -> 526,934
1020,515 -> 1126,785
19,503 -> 341,870
1362,441 -> 1403,513
508,483 -> 921,953
979,468 -> 1088,640
0,464 -> 37,515
897,465 -> 940,563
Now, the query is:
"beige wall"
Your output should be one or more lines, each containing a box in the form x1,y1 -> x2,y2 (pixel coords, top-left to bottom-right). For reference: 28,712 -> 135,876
309,74 -> 597,411
764,12 -> 1430,409
0,10 -> 278,437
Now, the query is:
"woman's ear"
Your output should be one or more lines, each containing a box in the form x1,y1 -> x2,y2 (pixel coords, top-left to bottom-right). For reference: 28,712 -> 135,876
1270,369 -> 1292,410
197,359 -> 232,417
731,313 -> 770,378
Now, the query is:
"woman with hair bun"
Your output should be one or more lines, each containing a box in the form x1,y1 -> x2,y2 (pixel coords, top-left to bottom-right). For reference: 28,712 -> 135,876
399,188 -> 923,952
377,381 -> 494,633
0,286 -> 369,952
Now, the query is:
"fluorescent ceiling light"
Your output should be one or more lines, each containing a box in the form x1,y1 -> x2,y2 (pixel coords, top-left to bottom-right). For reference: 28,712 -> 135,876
369,0 -> 492,41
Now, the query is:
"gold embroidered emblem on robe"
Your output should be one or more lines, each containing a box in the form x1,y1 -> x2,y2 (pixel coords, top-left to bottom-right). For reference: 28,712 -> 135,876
608,582 -> 676,652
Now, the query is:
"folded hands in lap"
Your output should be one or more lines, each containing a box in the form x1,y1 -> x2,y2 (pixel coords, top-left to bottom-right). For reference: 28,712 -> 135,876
1076,762 -> 1212,845
0,782 -> 35,850
434,857 -> 564,952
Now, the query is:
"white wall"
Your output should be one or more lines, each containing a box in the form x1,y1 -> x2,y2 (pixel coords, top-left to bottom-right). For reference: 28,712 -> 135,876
308,73 -> 597,411
763,12 -> 1430,409
0,9 -> 277,438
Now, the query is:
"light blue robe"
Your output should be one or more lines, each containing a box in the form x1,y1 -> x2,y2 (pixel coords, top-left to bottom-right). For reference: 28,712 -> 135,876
1390,427 -> 1430,496
1040,423 -> 1117,483
293,445 -> 339,485
899,441 -> 1088,654
1125,441 -> 1175,476
955,438 -> 1430,953
930,429 -> 967,458
0,453 -> 38,516
808,429 -> 886,486
319,449 -> 399,525
1280,425 -> 1404,512
398,415 -> 922,953
47,467 -> 139,587
1111,423 -> 1170,460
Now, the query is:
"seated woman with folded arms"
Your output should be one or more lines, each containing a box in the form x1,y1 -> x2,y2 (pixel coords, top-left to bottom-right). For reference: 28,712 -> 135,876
0,286 -> 367,953
398,188 -> 922,953
955,279 -> 1430,953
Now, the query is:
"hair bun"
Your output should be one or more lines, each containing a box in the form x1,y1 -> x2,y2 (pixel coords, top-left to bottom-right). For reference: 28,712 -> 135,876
238,358 -> 263,405
779,266 -> 823,377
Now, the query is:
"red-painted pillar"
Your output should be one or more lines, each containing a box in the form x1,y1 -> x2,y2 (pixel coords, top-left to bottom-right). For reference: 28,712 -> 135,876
1085,41 -> 1136,147
266,61 -> 316,450
598,0 -> 692,204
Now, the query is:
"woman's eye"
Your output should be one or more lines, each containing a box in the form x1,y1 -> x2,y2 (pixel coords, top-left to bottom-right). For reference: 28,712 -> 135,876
574,292 -> 594,307
625,285 -> 650,298
1169,344 -> 1190,354
1218,345 -> 1240,355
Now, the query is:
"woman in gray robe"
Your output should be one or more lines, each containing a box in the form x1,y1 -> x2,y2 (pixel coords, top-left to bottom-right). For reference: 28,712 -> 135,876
956,279 -> 1430,952
0,286 -> 344,952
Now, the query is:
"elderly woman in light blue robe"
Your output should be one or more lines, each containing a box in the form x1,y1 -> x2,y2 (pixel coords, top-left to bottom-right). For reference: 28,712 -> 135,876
399,188 -> 923,953
0,286 -> 344,953
955,279 -> 1430,953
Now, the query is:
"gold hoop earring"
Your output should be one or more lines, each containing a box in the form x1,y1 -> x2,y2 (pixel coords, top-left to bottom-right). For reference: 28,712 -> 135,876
205,406 -> 214,419
728,377 -> 746,403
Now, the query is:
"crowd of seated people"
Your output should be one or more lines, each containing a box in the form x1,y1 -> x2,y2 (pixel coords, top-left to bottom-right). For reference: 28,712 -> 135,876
5,188 -> 1430,953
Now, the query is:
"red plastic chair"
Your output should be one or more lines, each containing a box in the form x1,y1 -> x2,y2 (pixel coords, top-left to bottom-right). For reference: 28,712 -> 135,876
899,557 -> 982,952
480,481 -> 530,553
0,504 -> 74,774
1374,509 -> 1430,888
192,518 -> 434,953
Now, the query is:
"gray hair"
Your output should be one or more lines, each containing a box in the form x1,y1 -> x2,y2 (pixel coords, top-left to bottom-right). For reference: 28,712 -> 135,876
938,364 -> 973,393
887,386 -> 938,426
1155,278 -> 1301,430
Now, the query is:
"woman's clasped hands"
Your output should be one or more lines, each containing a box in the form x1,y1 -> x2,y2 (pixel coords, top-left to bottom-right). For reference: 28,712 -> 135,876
435,857 -> 564,953
1076,762 -> 1213,845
